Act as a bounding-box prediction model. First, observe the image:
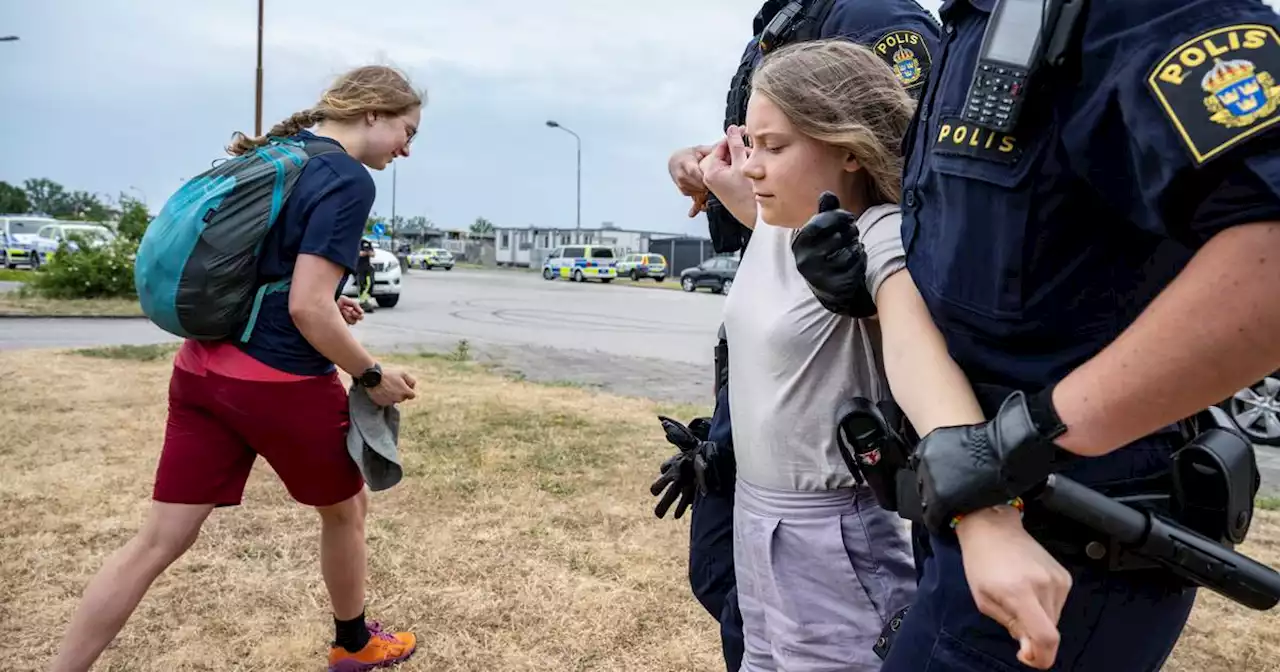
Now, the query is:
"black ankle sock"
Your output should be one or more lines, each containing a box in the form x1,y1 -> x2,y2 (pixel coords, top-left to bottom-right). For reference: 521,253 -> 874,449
335,611 -> 370,653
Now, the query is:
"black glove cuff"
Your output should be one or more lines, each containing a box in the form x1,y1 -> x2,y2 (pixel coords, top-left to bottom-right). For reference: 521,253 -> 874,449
809,284 -> 878,319
1026,382 -> 1068,442
994,391 -> 1060,497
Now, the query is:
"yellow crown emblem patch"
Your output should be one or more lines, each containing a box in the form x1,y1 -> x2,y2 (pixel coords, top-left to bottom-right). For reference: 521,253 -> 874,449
1202,58 -> 1256,91
1148,24 -> 1280,164
1201,57 -> 1280,128
874,30 -> 930,90
892,46 -> 921,86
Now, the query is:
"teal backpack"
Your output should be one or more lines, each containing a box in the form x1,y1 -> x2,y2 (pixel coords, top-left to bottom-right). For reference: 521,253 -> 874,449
135,137 -> 342,341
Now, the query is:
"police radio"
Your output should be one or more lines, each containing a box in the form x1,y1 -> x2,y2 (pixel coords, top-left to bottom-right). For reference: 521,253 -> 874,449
964,0 -> 1087,133
759,1 -> 805,52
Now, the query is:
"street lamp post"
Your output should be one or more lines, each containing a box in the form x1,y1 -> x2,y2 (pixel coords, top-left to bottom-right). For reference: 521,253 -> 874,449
545,120 -> 581,230
255,0 -> 264,137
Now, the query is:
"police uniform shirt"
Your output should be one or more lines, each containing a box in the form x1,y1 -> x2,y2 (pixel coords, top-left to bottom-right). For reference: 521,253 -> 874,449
901,0 -> 1280,394
735,0 -> 942,105
722,205 -> 906,492
709,0 -> 942,253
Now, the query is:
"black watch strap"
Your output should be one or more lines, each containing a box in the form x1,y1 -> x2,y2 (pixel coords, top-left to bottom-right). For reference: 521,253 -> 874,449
358,363 -> 382,388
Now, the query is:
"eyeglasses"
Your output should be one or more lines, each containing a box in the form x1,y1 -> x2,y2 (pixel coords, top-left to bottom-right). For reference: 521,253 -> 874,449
402,118 -> 418,145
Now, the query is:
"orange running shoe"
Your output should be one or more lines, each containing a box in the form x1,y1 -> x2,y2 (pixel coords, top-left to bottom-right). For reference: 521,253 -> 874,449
328,621 -> 417,672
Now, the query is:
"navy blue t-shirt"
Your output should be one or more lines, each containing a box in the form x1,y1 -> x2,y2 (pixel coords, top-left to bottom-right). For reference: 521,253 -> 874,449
237,131 -> 376,376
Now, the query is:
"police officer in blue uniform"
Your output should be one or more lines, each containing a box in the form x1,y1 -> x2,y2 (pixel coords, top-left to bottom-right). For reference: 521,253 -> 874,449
788,0 -> 1280,669
654,2 -> 941,670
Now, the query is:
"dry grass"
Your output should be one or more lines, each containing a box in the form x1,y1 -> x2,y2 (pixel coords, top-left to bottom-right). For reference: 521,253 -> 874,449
0,345 -> 717,671
1,345 -> 1279,671
0,291 -> 144,316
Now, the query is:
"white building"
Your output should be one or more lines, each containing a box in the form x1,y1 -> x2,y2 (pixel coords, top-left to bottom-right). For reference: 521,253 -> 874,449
493,224 -> 684,267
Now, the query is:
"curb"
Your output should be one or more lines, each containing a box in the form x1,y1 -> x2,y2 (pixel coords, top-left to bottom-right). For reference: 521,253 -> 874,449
0,313 -> 147,320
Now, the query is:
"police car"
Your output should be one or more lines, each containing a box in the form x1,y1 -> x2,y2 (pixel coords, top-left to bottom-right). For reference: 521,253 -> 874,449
341,245 -> 403,308
614,252 -> 668,281
33,222 -> 116,267
1,214 -> 55,269
541,245 -> 617,283
407,247 -> 455,270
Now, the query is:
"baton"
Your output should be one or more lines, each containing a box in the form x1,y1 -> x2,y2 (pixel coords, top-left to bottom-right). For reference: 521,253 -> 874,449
1035,474 -> 1280,611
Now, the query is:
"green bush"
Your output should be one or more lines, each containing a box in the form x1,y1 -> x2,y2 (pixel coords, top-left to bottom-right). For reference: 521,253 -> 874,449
26,234 -> 138,300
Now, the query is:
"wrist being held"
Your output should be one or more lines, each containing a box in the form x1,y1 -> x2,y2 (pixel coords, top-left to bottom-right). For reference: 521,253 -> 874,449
916,390 -> 1065,535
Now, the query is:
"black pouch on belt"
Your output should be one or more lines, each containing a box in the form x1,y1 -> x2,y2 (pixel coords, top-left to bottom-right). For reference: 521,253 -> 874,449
835,397 -> 917,515
1172,424 -> 1261,546
714,324 -> 729,397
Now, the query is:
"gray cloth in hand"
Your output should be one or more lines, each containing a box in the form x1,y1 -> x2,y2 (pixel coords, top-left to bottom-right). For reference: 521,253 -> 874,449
346,382 -> 403,491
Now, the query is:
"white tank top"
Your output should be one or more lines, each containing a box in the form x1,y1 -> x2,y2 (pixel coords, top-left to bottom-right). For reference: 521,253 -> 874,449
723,204 -> 906,492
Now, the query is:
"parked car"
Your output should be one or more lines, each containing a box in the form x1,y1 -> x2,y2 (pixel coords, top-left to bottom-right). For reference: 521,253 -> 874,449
341,245 -> 403,308
542,245 -> 617,283
615,252 -> 668,281
0,214 -> 56,269
407,247 -> 455,270
680,256 -> 738,294
33,222 -> 116,267
1220,372 -> 1280,446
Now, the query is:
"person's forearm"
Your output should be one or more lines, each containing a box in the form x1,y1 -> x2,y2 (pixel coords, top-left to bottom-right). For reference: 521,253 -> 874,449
711,189 -> 757,231
291,298 -> 377,377
876,271 -> 986,434
1052,222 -> 1280,456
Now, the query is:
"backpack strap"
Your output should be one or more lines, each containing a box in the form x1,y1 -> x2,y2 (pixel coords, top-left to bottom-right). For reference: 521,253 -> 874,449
238,278 -> 293,343
235,138 -> 347,344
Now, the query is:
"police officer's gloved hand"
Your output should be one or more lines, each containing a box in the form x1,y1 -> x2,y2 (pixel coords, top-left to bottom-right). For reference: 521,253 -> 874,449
650,415 -> 712,519
651,451 -> 697,519
914,390 -> 1066,535
791,191 -> 877,319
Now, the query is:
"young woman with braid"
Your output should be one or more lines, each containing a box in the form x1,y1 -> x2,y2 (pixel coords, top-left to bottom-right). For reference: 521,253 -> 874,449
49,65 -> 425,672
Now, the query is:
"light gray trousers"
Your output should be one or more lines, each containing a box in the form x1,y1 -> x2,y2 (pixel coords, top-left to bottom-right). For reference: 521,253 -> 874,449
733,477 -> 917,672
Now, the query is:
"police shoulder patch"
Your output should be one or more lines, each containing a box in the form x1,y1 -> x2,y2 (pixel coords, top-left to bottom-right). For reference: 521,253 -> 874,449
873,30 -> 931,90
1147,24 -> 1280,165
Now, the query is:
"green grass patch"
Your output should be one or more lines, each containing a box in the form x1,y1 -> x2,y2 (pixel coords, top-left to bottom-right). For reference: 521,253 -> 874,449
0,290 -> 144,316
74,343 -> 179,362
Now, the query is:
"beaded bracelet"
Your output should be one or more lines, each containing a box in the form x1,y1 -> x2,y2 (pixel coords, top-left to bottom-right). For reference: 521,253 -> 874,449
950,496 -> 1025,529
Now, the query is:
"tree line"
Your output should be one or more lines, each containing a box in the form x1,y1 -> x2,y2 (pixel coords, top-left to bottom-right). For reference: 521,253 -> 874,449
0,178 -> 145,222
2,176 -> 499,239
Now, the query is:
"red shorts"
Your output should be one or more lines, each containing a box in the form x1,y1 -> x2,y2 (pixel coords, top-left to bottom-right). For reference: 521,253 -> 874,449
153,365 -> 364,508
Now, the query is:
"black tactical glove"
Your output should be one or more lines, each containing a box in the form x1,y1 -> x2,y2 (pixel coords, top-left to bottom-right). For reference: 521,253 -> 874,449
791,191 -> 877,319
650,412 -> 732,517
651,451 -> 697,519
650,415 -> 712,519
914,390 -> 1066,535
675,416 -> 733,495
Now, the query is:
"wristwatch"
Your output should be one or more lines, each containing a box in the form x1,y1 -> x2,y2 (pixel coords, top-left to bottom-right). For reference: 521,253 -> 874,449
358,363 -> 383,388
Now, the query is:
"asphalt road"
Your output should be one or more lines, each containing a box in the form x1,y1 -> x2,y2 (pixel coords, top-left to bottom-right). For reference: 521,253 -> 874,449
0,269 -> 727,404
2,269 -> 723,357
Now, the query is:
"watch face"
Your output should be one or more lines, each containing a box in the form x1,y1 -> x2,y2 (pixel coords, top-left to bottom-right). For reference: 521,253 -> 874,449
362,369 -> 382,387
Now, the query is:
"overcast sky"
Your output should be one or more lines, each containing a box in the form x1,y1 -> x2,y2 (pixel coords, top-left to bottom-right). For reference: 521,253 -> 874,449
3,1 -> 1278,235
